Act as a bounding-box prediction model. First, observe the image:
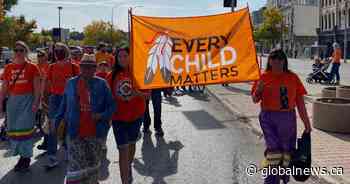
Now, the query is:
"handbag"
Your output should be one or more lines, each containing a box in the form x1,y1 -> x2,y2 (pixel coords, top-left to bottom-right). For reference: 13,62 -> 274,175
2,63 -> 27,112
290,132 -> 312,182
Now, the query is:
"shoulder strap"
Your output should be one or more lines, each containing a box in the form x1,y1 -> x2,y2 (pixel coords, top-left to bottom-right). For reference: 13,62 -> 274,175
9,62 -> 27,91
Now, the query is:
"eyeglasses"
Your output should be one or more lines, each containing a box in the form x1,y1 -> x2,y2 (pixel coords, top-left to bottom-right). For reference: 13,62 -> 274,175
14,48 -> 26,53
37,54 -> 45,58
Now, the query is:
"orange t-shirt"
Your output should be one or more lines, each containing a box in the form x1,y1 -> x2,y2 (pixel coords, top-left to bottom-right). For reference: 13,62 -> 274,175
47,62 -> 80,95
96,71 -> 108,80
71,59 -> 81,65
77,79 -> 96,137
107,71 -> 146,122
37,63 -> 49,78
95,52 -> 115,68
2,62 -> 40,95
332,48 -> 342,63
251,71 -> 307,111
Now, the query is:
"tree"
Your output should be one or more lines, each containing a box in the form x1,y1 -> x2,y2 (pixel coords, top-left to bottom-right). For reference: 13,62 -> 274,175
70,31 -> 84,41
3,0 -> 18,12
253,7 -> 287,48
83,20 -> 127,46
0,15 -> 37,47
1,0 -> 18,23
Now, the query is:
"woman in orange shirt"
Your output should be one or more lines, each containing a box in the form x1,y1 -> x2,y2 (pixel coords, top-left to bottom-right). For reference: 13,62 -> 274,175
107,46 -> 148,184
45,42 -> 80,169
36,50 -> 50,150
0,41 -> 41,172
251,49 -> 312,184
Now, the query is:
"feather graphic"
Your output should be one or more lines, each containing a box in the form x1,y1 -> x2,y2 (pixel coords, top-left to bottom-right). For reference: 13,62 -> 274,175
144,34 -> 173,84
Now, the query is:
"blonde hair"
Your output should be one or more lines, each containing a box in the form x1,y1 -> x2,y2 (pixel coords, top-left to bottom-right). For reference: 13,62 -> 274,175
55,42 -> 71,60
15,41 -> 30,56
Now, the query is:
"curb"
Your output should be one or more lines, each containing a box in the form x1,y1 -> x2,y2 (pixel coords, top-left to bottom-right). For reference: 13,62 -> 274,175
207,86 -> 348,184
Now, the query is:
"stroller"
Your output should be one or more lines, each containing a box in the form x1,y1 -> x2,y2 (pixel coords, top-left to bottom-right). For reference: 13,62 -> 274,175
306,58 -> 335,84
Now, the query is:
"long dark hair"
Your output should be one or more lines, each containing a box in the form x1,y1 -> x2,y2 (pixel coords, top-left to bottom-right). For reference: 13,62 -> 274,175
266,49 -> 290,72
111,46 -> 130,82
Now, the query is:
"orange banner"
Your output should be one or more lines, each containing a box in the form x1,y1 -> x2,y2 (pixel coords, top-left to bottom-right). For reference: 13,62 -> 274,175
131,8 -> 260,89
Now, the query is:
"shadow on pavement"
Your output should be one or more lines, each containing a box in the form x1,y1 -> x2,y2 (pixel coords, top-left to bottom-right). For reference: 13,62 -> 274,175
187,91 -> 210,102
134,134 -> 184,184
163,96 -> 182,107
0,151 -> 66,184
327,132 -> 350,142
223,86 -> 251,96
182,110 -> 226,130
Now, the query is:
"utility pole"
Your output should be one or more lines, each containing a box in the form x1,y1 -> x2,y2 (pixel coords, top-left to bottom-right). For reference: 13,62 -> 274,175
344,2 -> 348,63
58,6 -> 63,42
111,7 -> 115,45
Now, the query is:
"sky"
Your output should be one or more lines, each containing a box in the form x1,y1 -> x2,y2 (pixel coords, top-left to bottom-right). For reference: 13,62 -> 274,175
8,0 -> 266,32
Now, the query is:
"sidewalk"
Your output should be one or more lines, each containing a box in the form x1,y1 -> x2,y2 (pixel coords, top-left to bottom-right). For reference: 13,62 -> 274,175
207,83 -> 350,184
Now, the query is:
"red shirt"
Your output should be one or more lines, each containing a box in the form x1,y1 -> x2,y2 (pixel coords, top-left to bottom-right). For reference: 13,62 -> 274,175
252,71 -> 307,111
77,79 -> 96,137
2,62 -> 40,95
47,62 -> 80,95
96,71 -> 108,80
107,71 -> 146,122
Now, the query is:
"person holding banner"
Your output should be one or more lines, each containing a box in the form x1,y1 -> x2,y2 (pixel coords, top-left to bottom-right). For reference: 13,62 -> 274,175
251,49 -> 312,184
107,45 -> 149,184
0,41 -> 41,172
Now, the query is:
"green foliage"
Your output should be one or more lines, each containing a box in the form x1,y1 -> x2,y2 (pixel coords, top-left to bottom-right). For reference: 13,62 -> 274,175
253,7 -> 287,48
3,0 -> 18,12
83,20 -> 127,46
0,15 -> 37,48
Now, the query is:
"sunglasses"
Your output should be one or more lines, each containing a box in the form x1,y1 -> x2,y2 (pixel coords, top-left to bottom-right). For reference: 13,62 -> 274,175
54,49 -> 65,52
14,48 -> 26,53
37,54 -> 45,58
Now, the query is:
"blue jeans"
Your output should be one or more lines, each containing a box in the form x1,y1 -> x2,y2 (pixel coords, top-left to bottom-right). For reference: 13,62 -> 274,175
330,63 -> 340,82
144,90 -> 162,130
47,95 -> 63,156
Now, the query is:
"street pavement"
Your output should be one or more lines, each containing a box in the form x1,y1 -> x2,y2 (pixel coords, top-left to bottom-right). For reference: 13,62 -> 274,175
0,89 -> 328,184
207,57 -> 350,184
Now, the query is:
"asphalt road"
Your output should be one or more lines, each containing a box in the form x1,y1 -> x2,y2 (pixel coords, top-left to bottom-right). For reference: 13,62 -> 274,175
0,90 -> 331,184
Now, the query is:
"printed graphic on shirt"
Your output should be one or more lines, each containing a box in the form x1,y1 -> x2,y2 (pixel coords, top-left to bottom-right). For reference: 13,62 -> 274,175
116,79 -> 133,100
280,86 -> 289,110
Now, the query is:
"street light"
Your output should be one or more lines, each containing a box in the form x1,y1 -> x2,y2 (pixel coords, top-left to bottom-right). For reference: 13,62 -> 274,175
344,2 -> 348,63
58,6 -> 63,42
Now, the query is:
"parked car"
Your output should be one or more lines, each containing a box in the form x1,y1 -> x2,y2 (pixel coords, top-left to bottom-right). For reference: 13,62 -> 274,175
0,47 -> 13,65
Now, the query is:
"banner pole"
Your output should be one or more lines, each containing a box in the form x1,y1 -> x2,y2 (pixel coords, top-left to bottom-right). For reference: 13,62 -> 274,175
128,8 -> 132,41
231,0 -> 235,12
